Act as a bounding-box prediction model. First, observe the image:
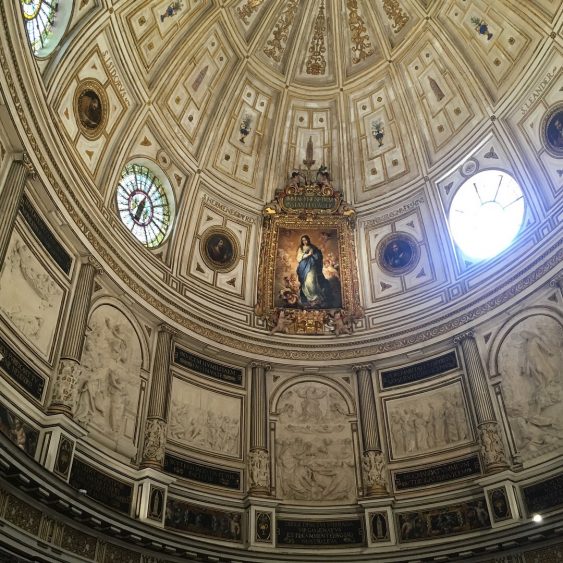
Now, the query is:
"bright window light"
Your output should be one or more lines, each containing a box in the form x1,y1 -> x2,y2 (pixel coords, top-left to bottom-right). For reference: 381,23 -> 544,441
449,170 -> 525,261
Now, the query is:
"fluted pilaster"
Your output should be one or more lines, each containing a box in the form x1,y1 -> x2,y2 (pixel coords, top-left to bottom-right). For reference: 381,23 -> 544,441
249,362 -> 271,495
354,364 -> 388,496
0,156 -> 33,267
47,257 -> 103,416
454,330 -> 508,473
141,324 -> 176,469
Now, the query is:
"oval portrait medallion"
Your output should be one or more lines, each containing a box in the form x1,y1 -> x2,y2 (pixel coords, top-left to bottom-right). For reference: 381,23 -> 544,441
200,227 -> 239,272
541,104 -> 563,157
74,79 -> 108,140
377,232 -> 420,275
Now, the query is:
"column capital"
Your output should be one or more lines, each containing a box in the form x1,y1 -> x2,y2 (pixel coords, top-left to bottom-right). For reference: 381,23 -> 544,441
158,323 -> 177,336
85,255 -> 104,275
453,329 -> 475,345
352,364 -> 372,375
250,361 -> 271,371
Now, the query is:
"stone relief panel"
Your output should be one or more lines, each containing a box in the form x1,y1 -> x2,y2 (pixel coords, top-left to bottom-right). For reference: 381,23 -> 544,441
0,230 -> 64,358
441,0 -> 536,103
73,305 -> 144,458
159,26 -> 237,157
183,190 -> 254,300
168,376 -> 242,458
347,74 -> 418,199
401,35 -> 482,163
360,199 -> 435,303
274,381 -> 357,503
211,77 -> 278,194
497,315 -> 563,460
54,39 -> 131,180
124,0 -> 210,74
385,380 -> 473,461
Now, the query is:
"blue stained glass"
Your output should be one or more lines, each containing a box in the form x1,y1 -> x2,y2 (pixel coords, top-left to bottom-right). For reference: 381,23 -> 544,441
21,0 -> 58,54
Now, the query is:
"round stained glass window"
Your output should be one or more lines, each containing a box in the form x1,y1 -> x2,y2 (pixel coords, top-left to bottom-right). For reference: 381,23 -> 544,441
21,0 -> 57,54
449,169 -> 525,261
116,163 -> 173,248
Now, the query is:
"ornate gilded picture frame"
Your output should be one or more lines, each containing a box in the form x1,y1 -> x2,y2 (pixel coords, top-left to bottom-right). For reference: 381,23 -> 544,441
256,174 -> 363,335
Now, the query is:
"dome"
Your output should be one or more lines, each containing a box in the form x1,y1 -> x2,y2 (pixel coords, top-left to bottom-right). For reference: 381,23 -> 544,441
0,0 -> 562,561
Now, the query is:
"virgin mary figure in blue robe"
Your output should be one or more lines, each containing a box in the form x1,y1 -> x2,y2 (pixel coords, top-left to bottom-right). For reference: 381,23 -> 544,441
296,235 -> 330,307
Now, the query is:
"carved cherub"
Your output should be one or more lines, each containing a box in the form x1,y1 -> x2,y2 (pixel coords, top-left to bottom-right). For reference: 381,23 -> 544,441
288,171 -> 305,189
269,309 -> 292,335
329,310 -> 353,336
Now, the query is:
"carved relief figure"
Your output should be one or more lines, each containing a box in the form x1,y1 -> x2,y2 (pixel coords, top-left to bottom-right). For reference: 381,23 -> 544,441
73,306 -> 142,457
498,316 -> 563,459
167,378 -> 241,457
387,383 -> 471,459
274,382 -> 356,502
0,233 -> 63,355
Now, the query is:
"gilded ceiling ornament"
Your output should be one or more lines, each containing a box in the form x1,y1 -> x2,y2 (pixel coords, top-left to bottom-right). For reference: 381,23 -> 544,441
263,0 -> 300,63
236,0 -> 264,25
382,0 -> 409,34
346,0 -> 374,64
306,1 -> 327,76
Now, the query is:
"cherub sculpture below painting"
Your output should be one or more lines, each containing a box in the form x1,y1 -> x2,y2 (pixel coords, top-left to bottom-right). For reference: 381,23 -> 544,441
257,167 -> 363,336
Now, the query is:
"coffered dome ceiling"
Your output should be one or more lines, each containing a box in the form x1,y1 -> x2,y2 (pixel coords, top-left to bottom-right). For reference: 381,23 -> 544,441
10,0 -> 563,360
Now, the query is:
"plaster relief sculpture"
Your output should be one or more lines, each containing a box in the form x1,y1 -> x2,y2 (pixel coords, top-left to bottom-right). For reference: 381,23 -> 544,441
274,382 -> 356,502
362,450 -> 387,491
168,378 -> 241,458
498,316 -> 563,459
249,449 -> 270,490
73,306 -> 142,458
387,382 -> 471,460
0,232 -> 63,356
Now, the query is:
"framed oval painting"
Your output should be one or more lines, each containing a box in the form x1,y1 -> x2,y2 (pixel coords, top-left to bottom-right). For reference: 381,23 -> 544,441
74,79 -> 108,140
377,232 -> 420,275
200,227 -> 239,272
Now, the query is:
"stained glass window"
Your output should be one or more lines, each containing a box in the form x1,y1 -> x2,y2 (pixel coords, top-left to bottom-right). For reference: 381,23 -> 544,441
21,0 -> 58,54
449,170 -> 525,261
116,163 -> 173,248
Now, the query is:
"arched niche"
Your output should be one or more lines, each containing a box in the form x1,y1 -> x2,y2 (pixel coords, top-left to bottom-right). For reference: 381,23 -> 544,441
73,300 -> 149,460
489,309 -> 563,461
270,376 -> 359,504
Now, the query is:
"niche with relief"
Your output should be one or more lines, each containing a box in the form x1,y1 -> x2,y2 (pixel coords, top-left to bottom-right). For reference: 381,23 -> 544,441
271,378 -> 358,503
73,303 -> 148,459
494,313 -> 563,461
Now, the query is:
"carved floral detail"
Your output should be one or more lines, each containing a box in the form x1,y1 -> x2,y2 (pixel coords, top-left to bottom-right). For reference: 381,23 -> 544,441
249,448 -> 270,490
236,0 -> 264,25
142,418 -> 167,465
382,0 -> 409,33
50,360 -> 78,411
347,0 -> 374,64
362,450 -> 387,493
479,422 -> 507,471
263,0 -> 300,62
306,2 -> 327,75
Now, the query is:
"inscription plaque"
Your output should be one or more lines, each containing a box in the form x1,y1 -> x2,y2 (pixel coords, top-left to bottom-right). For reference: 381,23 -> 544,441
69,459 -> 132,514
20,195 -> 72,275
381,351 -> 458,388
523,473 -> 563,515
393,456 -> 481,490
163,453 -> 241,489
173,347 -> 242,385
277,519 -> 364,547
0,336 -> 45,399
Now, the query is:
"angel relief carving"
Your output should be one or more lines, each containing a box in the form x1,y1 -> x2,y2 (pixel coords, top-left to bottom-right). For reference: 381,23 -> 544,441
274,382 -> 356,502
73,306 -> 142,457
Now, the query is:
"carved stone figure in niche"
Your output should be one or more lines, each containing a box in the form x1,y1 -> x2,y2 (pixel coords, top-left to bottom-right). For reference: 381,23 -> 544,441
73,305 -> 142,457
387,384 -> 471,459
167,378 -> 241,457
498,316 -> 563,458
0,233 -> 63,355
274,382 -> 356,502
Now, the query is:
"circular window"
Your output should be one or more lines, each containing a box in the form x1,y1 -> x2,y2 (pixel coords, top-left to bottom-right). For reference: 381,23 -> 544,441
116,163 -> 174,248
449,170 -> 524,261
21,0 -> 72,57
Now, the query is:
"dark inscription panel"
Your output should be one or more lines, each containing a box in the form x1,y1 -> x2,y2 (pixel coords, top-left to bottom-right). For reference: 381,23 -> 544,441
20,195 -> 72,275
394,456 -> 481,490
163,453 -> 240,490
523,473 -> 563,515
283,195 -> 336,210
0,337 -> 44,399
381,351 -> 458,388
277,519 -> 364,547
174,347 -> 242,385
69,458 -> 132,514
